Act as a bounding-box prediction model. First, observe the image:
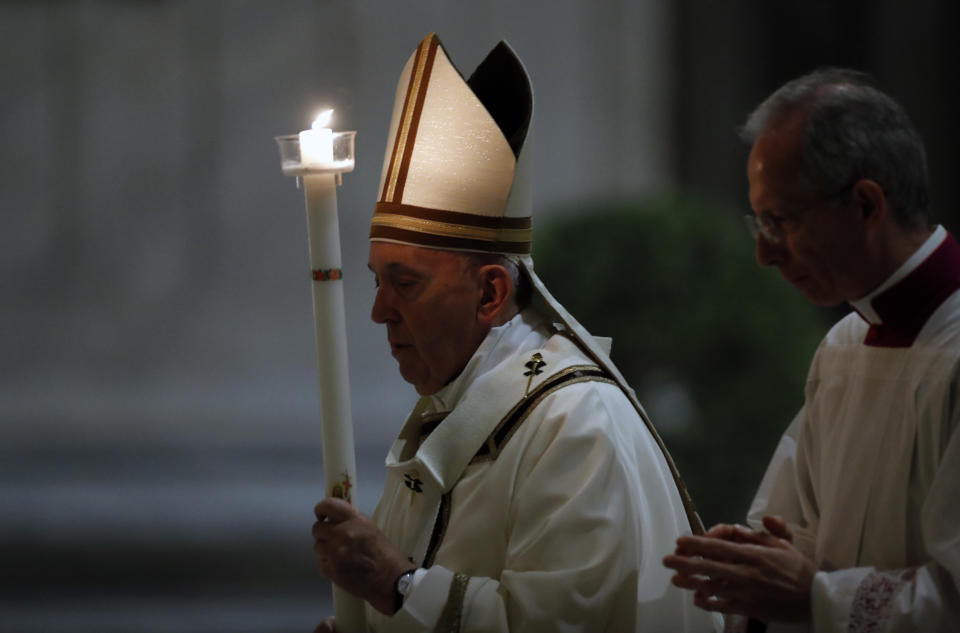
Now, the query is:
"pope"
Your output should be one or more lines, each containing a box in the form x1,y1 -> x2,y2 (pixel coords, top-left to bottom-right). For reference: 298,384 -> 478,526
312,33 -> 721,633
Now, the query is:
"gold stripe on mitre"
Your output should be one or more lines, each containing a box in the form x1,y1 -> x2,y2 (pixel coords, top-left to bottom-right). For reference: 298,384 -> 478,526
380,35 -> 440,205
371,202 -> 532,255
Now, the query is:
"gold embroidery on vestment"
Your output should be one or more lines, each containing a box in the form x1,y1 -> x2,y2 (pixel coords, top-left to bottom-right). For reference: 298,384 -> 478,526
433,572 -> 469,633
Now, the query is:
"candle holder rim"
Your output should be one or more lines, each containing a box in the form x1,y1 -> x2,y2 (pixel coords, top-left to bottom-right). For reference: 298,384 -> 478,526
274,130 -> 357,141
276,131 -> 357,176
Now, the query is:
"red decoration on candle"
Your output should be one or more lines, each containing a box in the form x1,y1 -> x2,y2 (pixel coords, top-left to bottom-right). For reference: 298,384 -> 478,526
312,268 -> 343,282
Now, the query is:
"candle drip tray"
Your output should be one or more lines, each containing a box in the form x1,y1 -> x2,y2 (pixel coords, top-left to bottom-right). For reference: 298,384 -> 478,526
275,132 -> 356,176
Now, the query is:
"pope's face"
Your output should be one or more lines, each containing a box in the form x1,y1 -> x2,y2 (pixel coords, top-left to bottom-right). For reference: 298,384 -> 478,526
369,242 -> 489,395
747,117 -> 867,306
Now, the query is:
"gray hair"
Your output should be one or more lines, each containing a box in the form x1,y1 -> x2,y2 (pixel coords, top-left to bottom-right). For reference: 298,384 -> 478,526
740,67 -> 929,228
463,252 -> 531,310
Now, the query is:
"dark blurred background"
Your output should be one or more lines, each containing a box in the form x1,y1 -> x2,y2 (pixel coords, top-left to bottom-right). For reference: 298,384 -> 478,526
2,1 -> 957,631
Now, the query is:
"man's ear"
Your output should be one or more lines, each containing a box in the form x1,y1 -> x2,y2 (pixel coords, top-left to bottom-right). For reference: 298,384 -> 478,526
476,264 -> 513,325
852,178 -> 887,227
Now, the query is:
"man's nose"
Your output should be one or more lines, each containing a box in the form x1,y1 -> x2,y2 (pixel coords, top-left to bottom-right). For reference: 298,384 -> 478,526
371,287 -> 395,324
756,232 -> 784,267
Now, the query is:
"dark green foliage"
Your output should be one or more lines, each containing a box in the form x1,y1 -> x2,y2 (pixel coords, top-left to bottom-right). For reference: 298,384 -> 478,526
533,195 -> 832,525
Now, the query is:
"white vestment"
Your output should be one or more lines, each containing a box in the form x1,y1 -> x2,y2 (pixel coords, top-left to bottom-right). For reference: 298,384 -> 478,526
748,226 -> 960,632
367,309 -> 720,632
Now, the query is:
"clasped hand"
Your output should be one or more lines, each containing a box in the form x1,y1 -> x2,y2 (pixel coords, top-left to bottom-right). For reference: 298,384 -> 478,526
661,515 -> 817,622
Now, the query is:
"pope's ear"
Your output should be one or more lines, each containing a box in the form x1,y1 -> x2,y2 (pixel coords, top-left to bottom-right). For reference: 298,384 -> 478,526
476,264 -> 513,324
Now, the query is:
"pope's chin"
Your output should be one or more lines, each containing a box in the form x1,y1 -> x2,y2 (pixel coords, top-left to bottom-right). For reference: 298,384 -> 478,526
393,354 -> 431,395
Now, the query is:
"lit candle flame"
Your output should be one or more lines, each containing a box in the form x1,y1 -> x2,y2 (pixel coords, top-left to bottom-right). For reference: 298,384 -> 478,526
313,109 -> 334,130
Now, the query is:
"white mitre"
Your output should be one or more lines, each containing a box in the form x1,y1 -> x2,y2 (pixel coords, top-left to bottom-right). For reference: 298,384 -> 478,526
371,33 -> 532,255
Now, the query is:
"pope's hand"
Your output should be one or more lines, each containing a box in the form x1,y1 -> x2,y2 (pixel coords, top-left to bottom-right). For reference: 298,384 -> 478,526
662,515 -> 817,622
312,497 -> 415,615
313,616 -> 337,633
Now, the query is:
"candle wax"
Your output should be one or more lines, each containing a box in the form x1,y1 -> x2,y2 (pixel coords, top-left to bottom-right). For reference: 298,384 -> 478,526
299,127 -> 334,166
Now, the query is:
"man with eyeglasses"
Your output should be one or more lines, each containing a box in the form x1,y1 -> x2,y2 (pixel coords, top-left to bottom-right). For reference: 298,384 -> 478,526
664,68 -> 960,632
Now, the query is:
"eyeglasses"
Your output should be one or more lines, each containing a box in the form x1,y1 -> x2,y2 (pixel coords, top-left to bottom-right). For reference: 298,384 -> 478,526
744,185 -> 854,245
743,212 -> 803,245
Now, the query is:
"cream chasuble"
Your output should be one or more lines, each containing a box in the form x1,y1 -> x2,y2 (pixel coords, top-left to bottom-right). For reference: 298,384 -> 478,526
367,310 -> 720,633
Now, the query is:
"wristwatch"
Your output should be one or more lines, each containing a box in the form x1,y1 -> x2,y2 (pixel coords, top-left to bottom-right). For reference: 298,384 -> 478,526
393,568 -> 417,613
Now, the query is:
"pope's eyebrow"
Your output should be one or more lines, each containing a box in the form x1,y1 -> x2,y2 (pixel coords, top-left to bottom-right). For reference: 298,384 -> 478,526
367,262 -> 424,277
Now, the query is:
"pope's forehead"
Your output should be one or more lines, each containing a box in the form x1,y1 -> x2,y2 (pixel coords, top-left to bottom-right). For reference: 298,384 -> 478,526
368,241 -> 469,269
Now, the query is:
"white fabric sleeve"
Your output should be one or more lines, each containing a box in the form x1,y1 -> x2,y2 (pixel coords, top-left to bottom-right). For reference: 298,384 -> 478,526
746,409 -> 804,528
746,407 -> 819,559
809,562 -> 960,632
